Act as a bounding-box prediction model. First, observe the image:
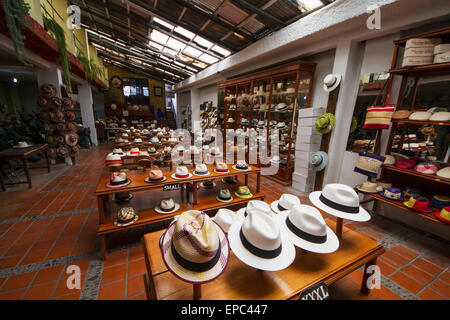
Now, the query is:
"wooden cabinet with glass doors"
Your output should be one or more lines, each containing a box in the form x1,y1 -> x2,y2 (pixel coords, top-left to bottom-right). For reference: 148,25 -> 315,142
218,60 -> 315,183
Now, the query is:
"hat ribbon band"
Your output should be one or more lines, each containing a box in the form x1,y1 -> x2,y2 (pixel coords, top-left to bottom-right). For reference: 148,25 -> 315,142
277,203 -> 288,212
109,179 -> 128,186
286,217 -> 327,244
239,228 -> 282,259
319,194 -> 359,214
170,240 -> 221,272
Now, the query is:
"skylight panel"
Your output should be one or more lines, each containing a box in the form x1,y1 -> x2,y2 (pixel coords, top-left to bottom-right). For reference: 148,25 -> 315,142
153,17 -> 174,31
193,61 -> 208,69
149,41 -> 163,51
211,45 -> 230,57
163,47 -> 178,56
193,35 -> 213,49
167,38 -> 186,52
150,30 -> 169,44
198,53 -> 218,64
174,26 -> 195,40
183,46 -> 202,57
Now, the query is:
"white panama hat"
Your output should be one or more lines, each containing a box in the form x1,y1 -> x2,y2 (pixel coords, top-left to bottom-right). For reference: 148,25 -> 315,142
236,200 -> 273,220
309,183 -> 371,222
228,210 -> 295,271
277,205 -> 339,253
310,151 -> 328,171
323,74 -> 342,92
271,193 -> 301,214
155,198 -> 180,215
171,166 -> 192,179
213,208 -> 238,233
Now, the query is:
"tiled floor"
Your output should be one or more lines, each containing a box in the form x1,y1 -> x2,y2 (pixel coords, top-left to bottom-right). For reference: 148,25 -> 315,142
0,143 -> 448,300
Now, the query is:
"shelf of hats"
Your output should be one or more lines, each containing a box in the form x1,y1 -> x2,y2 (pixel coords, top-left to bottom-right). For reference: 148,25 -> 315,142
353,27 -> 450,226
218,59 -> 316,182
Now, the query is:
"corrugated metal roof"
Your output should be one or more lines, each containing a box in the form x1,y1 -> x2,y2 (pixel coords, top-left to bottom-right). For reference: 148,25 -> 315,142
217,1 -> 249,25
191,0 -> 224,12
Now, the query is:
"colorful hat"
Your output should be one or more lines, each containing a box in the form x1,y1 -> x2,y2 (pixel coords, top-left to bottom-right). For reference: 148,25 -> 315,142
105,153 -> 123,167
354,152 -> 386,178
106,172 -> 130,188
155,198 -> 180,214
392,110 -> 411,119
160,210 -> 230,284
356,181 -> 378,193
65,133 -> 78,146
310,151 -> 328,171
396,159 -> 416,169
278,205 -> 339,253
315,113 -> 335,134
379,187 -> 403,201
431,195 -> 450,209
434,206 -> 450,224
404,195 -> 433,213
212,209 -> 238,233
216,188 -> 233,202
193,163 -> 209,176
414,162 -> 439,174
114,207 -> 138,227
403,187 -> 421,200
309,183 -> 371,222
271,194 -> 301,214
436,167 -> 450,179
228,209 -> 295,271
235,186 -> 253,199
214,162 -> 229,174
171,166 -> 192,179
234,160 -> 249,171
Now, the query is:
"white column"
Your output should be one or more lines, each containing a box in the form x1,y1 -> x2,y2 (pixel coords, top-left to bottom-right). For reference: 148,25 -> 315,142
190,88 -> 201,132
322,40 -> 365,185
78,84 -> 98,145
36,67 -> 63,98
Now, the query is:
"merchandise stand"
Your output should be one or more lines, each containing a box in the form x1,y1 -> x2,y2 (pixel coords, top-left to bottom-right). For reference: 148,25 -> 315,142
95,164 -> 262,259
142,219 -> 385,300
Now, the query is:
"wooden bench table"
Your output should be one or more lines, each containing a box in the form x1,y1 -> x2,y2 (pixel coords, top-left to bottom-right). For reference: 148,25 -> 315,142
0,144 -> 50,191
142,218 -> 385,300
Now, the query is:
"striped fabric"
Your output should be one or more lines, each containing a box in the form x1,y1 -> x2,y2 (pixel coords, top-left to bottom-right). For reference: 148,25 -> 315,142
363,104 -> 395,129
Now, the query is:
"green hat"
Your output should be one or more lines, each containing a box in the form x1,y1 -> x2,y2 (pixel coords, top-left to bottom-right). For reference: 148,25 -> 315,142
235,186 -> 253,199
315,113 -> 335,134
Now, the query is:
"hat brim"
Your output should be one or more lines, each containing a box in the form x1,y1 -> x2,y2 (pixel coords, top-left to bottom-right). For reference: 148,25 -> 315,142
114,214 -> 139,227
309,191 -> 371,222
213,169 -> 230,174
355,185 -> 379,194
403,202 -> 433,213
378,192 -> 403,201
235,192 -> 253,199
216,195 -> 234,203
323,74 -> 342,92
434,211 -> 450,224
228,218 -> 296,271
236,207 -> 275,220
106,179 -> 131,188
112,193 -> 134,202
270,200 -> 289,215
277,212 -> 340,254
160,221 -> 230,284
193,171 -> 211,177
144,176 -> 167,183
155,203 -> 180,215
171,173 -> 193,180
232,165 -> 250,171
310,152 -> 328,171
200,182 -> 216,188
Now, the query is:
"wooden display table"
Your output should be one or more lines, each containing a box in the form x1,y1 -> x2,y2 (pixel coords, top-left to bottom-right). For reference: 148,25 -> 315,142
142,219 -> 385,300
95,164 -> 262,259
0,144 -> 50,191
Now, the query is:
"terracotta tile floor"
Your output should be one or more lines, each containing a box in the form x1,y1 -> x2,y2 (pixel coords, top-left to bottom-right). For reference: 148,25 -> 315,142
0,143 -> 448,300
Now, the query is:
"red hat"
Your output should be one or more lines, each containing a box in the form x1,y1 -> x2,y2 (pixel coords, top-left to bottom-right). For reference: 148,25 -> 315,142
404,195 -> 433,213
434,206 -> 450,224
395,159 -> 416,169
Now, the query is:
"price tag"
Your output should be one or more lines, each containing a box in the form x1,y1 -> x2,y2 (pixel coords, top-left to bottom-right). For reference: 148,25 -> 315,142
298,281 -> 329,300
163,183 -> 182,191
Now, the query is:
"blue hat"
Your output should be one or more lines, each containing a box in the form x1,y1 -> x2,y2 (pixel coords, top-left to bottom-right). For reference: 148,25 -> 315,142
379,187 -> 403,201
431,195 -> 450,209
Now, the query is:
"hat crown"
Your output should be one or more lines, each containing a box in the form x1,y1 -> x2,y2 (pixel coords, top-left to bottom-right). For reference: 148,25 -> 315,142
324,74 -> 336,87
216,162 -> 227,170
237,186 -> 249,194
176,166 -> 188,175
247,200 -> 271,215
173,211 -> 219,264
213,209 -> 236,232
289,205 -> 327,237
196,163 -> 207,172
279,194 -> 301,210
130,147 -> 139,152
106,153 -> 121,161
242,212 -> 281,251
113,148 -> 123,154
322,184 -> 359,207
219,189 -> 231,197
161,198 -> 174,209
111,172 -> 126,182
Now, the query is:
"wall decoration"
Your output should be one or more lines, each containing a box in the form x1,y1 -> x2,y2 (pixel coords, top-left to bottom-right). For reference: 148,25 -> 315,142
110,76 -> 122,89
154,86 -> 163,97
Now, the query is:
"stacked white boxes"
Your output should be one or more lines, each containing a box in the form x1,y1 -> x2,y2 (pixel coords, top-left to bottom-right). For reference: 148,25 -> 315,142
433,43 -> 450,63
402,38 -> 441,67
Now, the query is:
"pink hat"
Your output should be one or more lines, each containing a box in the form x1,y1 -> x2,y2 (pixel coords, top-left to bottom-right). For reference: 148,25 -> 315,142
414,162 -> 438,174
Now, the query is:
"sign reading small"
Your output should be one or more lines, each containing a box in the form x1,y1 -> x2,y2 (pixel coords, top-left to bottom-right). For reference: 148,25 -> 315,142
163,183 -> 182,191
298,281 -> 329,300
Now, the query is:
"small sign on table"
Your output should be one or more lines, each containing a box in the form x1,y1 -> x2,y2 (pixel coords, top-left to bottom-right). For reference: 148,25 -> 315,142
298,281 -> 329,300
163,183 -> 182,191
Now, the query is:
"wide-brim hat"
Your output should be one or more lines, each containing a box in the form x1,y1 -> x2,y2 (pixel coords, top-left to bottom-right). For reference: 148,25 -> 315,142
112,191 -> 133,202
436,167 -> 450,179
49,97 -> 62,110
429,111 -> 450,122
392,110 -> 411,119
193,165 -> 210,176
160,211 -> 230,284
200,180 -> 216,188
106,178 -> 131,188
235,186 -> 253,199
155,201 -> 180,215
434,206 -> 450,224
409,111 -> 432,121
309,184 -> 371,222
65,133 -> 78,146
315,113 -> 335,134
323,74 -> 342,92
277,206 -> 339,253
216,189 -> 233,202
13,141 -> 32,148
431,195 -> 450,210
379,187 -> 403,201
355,181 -> 379,193
171,167 -> 192,180
404,195 -> 433,213
228,213 -> 296,271
114,207 -> 139,227
270,194 -> 301,215
310,151 -> 328,171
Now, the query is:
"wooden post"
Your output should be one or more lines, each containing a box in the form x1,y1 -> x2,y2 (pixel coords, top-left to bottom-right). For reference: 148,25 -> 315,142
336,217 -> 343,238
193,283 -> 202,300
193,181 -> 198,205
256,172 -> 261,193
100,235 -> 106,261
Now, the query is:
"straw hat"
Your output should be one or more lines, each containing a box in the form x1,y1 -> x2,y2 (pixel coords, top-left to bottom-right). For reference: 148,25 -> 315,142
155,198 -> 180,214
62,97 -> 74,110
429,112 -> 450,122
105,153 -> 123,167
379,187 -> 403,201
40,83 -> 56,98
145,169 -> 166,182
355,181 -> 378,193
409,111 -> 431,121
431,195 -> 450,210
315,113 -> 335,134
193,163 -> 210,176
310,151 -> 328,171
114,207 -> 138,227
235,186 -> 253,199
237,200 -> 273,220
323,74 -> 342,92
354,152 -> 385,178
65,111 -> 76,122
37,96 -> 50,110
271,194 -> 301,214
65,133 -> 78,146
309,183 -> 371,222
216,189 -> 233,202
171,166 -> 192,179
214,162 -> 229,174
436,167 -> 450,179
228,209 -> 295,271
127,147 -> 141,156
392,110 -> 411,119
233,160 -> 249,171
160,210 -> 230,284
278,205 -> 339,253
213,209 -> 238,233
106,172 -> 130,188
13,141 -> 32,148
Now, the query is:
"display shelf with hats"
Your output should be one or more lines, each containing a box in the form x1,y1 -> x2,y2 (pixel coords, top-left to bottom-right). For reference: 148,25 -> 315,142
95,163 -> 263,259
